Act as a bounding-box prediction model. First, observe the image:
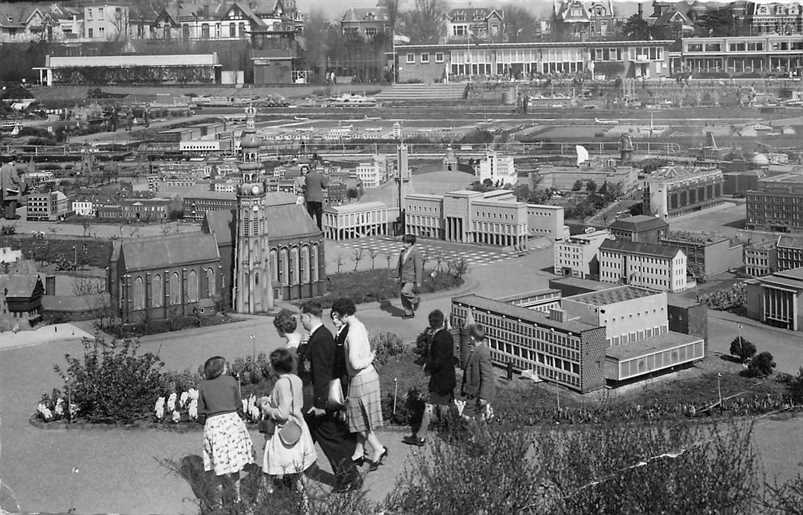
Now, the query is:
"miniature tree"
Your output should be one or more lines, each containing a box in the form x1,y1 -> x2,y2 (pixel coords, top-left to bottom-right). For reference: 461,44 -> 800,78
729,336 -> 756,363
368,249 -> 379,270
336,254 -> 344,274
745,351 -> 775,378
352,248 -> 364,272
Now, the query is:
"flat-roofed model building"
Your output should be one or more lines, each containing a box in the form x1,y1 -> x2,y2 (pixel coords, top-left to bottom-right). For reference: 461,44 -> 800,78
451,293 -> 608,392
776,235 -> 803,272
405,189 -> 529,250
322,201 -> 399,240
451,285 -> 705,391
599,239 -> 688,292
747,174 -> 803,232
553,229 -> 610,278
745,267 -> 803,331
562,286 -> 704,383
643,166 -> 723,218
659,231 -> 743,281
527,204 -> 565,240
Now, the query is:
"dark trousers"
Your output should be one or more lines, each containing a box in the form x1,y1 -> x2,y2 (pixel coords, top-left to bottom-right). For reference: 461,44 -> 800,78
306,201 -> 323,230
400,281 -> 420,315
1,199 -> 17,220
305,411 -> 358,484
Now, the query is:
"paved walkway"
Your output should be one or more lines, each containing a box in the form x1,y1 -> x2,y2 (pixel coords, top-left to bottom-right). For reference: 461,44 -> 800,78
1,244 -> 802,513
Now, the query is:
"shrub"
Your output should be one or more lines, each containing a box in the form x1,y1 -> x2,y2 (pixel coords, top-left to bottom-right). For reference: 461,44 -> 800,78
386,419 -> 758,514
761,475 -> 803,515
53,336 -> 166,423
729,336 -> 756,363
384,386 -> 426,427
370,332 -> 406,366
745,351 -> 776,378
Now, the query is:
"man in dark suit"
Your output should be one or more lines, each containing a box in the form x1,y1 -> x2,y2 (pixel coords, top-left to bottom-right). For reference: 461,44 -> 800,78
397,234 -> 424,319
299,301 -> 361,492
303,166 -> 329,230
0,152 -> 22,220
403,309 -> 456,446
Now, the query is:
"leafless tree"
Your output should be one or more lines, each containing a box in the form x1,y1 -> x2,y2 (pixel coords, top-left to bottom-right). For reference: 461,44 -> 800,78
368,249 -> 379,270
336,253 -> 344,274
352,248 -> 364,272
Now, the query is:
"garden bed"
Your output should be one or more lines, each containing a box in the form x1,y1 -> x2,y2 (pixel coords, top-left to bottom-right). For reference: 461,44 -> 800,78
302,267 -> 466,309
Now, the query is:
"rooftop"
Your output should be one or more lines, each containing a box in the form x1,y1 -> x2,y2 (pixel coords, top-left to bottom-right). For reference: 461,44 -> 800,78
452,294 -> 598,334
609,215 -> 668,233
758,173 -> 803,185
566,285 -> 660,307
117,232 -> 220,271
605,331 -> 704,361
0,274 -> 42,299
204,203 -> 321,246
326,201 -> 392,213
778,235 -> 803,249
600,239 -> 682,259
549,276 -> 611,292
661,230 -> 730,246
647,165 -> 722,183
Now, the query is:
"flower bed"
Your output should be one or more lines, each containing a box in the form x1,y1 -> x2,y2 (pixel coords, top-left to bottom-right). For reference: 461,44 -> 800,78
33,331 -> 410,429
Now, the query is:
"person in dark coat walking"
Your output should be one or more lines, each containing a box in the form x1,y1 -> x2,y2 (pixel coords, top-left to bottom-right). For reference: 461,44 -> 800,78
403,309 -> 456,446
303,167 -> 329,230
461,324 -> 496,420
298,301 -> 361,492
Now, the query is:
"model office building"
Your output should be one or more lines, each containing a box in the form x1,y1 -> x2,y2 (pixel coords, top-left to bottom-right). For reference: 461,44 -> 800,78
321,201 -> 399,241
451,284 -> 705,393
405,189 -> 529,250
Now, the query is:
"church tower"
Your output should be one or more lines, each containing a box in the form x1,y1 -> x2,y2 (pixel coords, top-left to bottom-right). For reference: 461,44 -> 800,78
234,106 -> 273,313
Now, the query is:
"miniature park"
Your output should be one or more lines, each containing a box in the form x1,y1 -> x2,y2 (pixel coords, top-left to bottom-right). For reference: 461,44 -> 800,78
1,0 -> 803,513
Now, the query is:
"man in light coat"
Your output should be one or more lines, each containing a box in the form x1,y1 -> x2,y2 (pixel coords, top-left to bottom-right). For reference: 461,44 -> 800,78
397,234 -> 423,319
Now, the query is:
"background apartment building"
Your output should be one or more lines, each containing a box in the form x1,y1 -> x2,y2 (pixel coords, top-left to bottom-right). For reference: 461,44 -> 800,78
554,229 -> 610,278
746,173 -> 803,232
598,239 -> 688,292
608,215 -> 668,244
475,150 -> 516,186
659,232 -> 744,280
26,191 -> 69,221
527,204 -> 565,240
745,240 -> 778,277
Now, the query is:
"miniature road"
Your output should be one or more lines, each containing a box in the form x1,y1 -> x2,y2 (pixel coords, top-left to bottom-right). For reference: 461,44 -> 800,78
0,243 -> 801,513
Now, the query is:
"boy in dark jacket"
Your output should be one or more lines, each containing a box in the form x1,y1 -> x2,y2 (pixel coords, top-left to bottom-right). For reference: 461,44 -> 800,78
461,324 -> 496,420
403,309 -> 456,446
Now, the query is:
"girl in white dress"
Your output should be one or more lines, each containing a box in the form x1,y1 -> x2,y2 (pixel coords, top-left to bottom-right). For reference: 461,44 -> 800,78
260,348 -> 317,489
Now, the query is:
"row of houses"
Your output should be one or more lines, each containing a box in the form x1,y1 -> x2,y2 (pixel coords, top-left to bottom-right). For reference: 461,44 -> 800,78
0,0 -> 300,43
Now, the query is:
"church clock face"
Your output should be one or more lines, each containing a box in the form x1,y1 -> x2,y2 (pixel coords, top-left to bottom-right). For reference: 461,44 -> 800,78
251,185 -> 260,195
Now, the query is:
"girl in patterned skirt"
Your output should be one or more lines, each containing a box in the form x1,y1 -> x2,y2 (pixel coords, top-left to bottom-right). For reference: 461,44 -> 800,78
199,356 -> 254,505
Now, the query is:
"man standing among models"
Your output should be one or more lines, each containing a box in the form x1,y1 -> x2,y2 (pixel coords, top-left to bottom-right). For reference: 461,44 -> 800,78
0,152 -> 22,220
397,234 -> 423,319
304,162 -> 328,230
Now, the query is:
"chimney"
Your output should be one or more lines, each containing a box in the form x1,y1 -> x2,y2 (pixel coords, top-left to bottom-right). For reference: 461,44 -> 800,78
549,308 -> 566,323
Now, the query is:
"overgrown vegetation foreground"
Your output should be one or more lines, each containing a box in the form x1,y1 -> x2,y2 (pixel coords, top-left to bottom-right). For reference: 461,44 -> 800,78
163,418 -> 803,514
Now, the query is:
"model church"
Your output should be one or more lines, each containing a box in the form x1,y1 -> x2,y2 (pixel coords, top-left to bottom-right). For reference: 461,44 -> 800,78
108,107 -> 325,323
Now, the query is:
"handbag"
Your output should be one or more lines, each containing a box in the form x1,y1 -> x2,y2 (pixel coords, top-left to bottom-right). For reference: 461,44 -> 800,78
327,377 -> 345,409
278,377 -> 303,448
258,417 -> 276,435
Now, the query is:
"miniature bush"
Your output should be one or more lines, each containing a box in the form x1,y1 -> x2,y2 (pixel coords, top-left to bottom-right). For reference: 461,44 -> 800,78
54,336 -> 166,423
729,336 -> 757,363
370,332 -> 406,367
745,351 -> 776,378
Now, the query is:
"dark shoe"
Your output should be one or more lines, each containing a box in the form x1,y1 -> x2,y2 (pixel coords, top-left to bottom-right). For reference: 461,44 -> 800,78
402,435 -> 425,447
368,447 -> 389,471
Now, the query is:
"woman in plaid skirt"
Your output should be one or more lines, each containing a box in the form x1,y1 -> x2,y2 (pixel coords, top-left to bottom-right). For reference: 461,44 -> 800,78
331,298 -> 388,472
